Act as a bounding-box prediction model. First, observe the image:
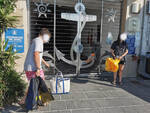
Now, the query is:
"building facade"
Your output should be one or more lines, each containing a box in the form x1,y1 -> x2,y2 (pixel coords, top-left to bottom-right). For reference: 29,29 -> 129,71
4,0 -> 150,78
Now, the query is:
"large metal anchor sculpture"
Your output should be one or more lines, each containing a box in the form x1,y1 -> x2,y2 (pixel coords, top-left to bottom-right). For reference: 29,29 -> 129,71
55,2 -> 97,74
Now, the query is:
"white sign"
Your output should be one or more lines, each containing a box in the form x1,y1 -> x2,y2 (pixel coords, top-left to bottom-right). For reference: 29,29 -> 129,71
61,13 -> 97,22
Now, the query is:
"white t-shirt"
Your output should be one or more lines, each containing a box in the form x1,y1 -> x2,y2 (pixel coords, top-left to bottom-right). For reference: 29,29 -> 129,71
24,37 -> 43,71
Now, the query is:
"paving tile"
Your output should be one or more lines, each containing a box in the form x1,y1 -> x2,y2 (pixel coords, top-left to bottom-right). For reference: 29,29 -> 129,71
100,90 -> 129,98
76,100 -> 99,109
38,105 -> 51,112
50,101 -> 66,111
66,100 -> 78,109
42,110 -> 71,113
60,94 -> 71,100
66,99 -> 99,110
82,86 -> 102,92
70,92 -> 87,100
52,95 -> 61,101
85,91 -> 105,99
122,106 -> 141,113
129,105 -> 150,113
61,92 -> 86,100
70,85 -> 86,93
99,107 -> 124,113
96,99 -> 121,107
129,98 -> 149,105
72,108 -> 99,113
96,98 -> 142,108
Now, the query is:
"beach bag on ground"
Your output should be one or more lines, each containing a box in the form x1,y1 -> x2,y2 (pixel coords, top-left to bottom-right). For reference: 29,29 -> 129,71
105,58 -> 120,72
50,72 -> 70,94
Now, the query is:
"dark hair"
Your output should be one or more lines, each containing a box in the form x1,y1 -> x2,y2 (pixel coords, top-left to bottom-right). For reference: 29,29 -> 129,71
116,34 -> 121,43
116,33 -> 126,45
39,28 -> 51,37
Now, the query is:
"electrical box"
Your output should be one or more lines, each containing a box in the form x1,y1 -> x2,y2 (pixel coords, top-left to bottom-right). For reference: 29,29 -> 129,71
131,3 -> 140,14
127,17 -> 140,32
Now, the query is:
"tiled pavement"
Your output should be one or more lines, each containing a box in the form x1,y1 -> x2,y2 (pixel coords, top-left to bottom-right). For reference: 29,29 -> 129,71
1,76 -> 150,113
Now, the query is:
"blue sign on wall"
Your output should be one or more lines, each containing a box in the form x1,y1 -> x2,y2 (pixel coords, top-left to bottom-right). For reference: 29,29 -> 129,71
126,35 -> 135,55
5,28 -> 24,53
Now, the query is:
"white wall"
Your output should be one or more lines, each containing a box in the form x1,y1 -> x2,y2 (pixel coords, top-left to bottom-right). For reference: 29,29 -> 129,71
123,0 -> 145,77
12,0 -> 29,73
10,0 -> 147,78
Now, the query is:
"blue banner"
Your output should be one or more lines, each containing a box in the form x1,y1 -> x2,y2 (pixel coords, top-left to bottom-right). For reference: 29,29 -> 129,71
126,35 -> 136,55
5,28 -> 24,53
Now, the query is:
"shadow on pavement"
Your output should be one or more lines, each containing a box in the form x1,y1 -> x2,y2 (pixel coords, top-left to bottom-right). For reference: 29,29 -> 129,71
72,74 -> 150,104
0,105 -> 27,113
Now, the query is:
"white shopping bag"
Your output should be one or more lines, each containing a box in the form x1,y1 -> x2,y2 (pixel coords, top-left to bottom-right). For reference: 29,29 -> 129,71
50,77 -> 70,94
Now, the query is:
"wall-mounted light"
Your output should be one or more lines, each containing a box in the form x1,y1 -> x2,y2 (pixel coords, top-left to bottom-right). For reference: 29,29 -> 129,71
131,2 -> 140,14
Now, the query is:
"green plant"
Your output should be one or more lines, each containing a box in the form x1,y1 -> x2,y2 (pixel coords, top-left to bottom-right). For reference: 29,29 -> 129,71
0,40 -> 26,107
0,0 -> 17,36
0,0 -> 26,107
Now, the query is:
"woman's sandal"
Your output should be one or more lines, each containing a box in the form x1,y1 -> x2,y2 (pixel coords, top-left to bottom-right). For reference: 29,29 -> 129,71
112,81 -> 116,86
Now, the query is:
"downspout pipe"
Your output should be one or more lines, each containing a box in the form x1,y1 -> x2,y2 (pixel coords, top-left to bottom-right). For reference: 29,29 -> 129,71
54,0 -> 56,74
26,0 -> 31,45
98,0 -> 104,75
137,0 -> 146,76
139,0 -> 146,57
